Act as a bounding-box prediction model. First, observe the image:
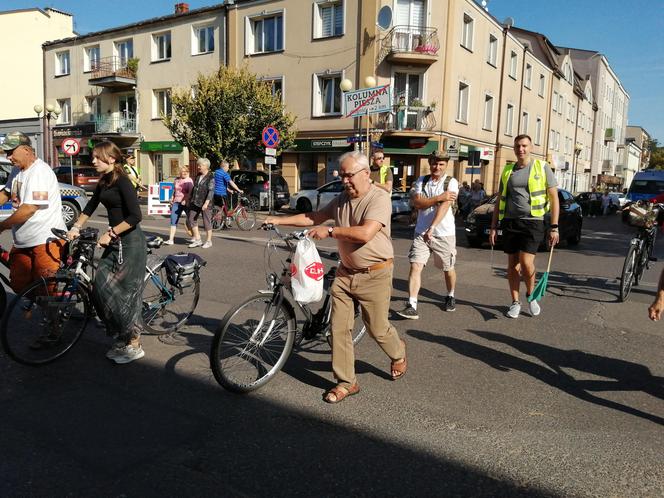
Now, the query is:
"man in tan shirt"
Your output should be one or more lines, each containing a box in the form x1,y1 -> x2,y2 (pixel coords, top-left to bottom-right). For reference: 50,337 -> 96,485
265,151 -> 406,403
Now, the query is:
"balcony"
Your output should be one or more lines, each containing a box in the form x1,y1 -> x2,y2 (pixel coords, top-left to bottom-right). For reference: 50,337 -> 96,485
89,56 -> 136,89
375,104 -> 437,138
378,25 -> 440,66
94,115 -> 138,135
602,159 -> 614,173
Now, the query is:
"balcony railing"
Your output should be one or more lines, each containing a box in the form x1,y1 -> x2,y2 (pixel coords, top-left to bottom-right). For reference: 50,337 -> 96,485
89,56 -> 136,87
378,25 -> 440,65
374,104 -> 437,134
94,115 -> 137,134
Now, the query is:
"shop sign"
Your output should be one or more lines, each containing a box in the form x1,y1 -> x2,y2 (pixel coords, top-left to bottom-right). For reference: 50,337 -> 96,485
311,139 -> 349,148
140,141 -> 183,153
480,148 -> 495,161
53,124 -> 96,138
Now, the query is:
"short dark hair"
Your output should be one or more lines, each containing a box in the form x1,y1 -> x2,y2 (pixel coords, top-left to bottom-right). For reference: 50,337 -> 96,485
514,134 -> 532,144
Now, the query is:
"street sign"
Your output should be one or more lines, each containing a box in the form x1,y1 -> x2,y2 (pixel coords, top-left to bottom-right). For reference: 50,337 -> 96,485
62,137 -> 80,156
346,136 -> 366,144
265,147 -> 277,156
343,85 -> 392,118
264,156 -> 277,165
261,126 -> 280,148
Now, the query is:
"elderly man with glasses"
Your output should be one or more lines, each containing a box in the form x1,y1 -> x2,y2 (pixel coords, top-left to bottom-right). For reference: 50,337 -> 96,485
369,151 -> 393,192
265,151 -> 406,404
0,131 -> 66,297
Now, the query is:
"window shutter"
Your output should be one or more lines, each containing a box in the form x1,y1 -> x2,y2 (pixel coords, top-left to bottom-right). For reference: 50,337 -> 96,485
321,5 -> 332,37
334,4 -> 343,35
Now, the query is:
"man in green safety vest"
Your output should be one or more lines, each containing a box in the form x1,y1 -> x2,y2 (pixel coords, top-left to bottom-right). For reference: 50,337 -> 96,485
489,134 -> 559,319
369,151 -> 393,193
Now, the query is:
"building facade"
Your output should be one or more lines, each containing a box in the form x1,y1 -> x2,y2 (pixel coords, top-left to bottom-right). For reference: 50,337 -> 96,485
0,7 -> 74,158
625,125 -> 651,170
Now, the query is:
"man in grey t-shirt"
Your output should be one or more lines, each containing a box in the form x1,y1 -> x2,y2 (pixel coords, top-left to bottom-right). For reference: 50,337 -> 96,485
489,135 -> 559,319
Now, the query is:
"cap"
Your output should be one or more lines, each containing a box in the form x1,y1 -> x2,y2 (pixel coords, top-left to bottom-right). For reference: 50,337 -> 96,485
429,150 -> 450,162
1,131 -> 31,151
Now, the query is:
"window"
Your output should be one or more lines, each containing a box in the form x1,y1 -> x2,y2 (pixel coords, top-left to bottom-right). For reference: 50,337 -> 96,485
153,32 -> 172,61
509,51 -> 517,79
521,111 -> 529,134
248,13 -> 284,54
555,131 -> 561,151
524,64 -> 532,89
461,14 -> 474,50
505,103 -> 514,136
456,82 -> 469,123
84,45 -> 100,72
85,96 -> 102,121
193,25 -> 214,54
549,130 -> 555,150
558,94 -> 563,114
535,117 -> 542,145
487,35 -> 498,66
565,137 -> 572,154
315,1 -> 343,38
483,94 -> 493,130
314,73 -> 342,115
552,91 -> 559,112
55,51 -> 70,76
153,89 -> 172,118
538,74 -> 545,97
57,99 -> 71,124
262,77 -> 284,102
115,39 -> 134,66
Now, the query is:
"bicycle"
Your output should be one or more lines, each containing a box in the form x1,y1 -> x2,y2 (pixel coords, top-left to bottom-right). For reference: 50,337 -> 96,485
211,193 -> 257,231
210,224 -> 366,393
0,244 -> 11,315
620,204 -> 660,302
0,227 -> 203,365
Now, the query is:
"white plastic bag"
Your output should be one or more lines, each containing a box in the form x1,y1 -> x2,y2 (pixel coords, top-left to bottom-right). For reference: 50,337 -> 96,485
290,237 -> 325,303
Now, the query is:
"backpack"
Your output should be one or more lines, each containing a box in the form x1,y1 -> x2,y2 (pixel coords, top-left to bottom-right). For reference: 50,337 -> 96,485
421,174 -> 459,216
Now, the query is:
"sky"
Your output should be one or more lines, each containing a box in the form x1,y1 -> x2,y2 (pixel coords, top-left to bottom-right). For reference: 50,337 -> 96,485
5,0 -> 664,142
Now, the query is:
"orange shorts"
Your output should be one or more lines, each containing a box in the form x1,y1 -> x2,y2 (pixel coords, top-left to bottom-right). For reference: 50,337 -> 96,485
9,240 -> 64,293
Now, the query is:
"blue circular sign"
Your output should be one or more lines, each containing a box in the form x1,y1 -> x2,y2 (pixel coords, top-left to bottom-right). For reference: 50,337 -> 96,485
262,126 -> 280,148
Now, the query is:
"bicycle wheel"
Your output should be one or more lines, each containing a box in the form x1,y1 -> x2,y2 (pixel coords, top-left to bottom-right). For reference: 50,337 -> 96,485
1,276 -> 90,365
635,239 -> 650,286
210,293 -> 296,393
0,283 -> 7,319
620,244 -> 638,302
211,207 -> 224,231
141,262 -> 200,335
234,206 -> 257,231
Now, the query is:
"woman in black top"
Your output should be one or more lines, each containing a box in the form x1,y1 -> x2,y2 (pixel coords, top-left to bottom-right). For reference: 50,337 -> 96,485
186,157 -> 215,248
67,141 -> 147,364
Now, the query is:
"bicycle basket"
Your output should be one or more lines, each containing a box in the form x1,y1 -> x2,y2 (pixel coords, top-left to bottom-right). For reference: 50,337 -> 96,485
163,252 -> 207,288
625,203 -> 657,228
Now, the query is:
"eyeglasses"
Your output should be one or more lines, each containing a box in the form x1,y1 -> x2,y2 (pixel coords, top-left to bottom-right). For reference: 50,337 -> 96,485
374,157 -> 384,161
339,168 -> 368,179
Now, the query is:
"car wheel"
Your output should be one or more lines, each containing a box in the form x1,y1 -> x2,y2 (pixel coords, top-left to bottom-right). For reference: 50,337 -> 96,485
61,200 -> 80,229
247,195 -> 261,211
467,236 -> 483,248
567,226 -> 582,246
296,198 -> 312,213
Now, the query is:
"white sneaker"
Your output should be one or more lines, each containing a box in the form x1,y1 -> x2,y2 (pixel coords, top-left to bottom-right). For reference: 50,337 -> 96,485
201,241 -> 212,249
506,301 -> 521,319
185,238 -> 196,244
163,239 -> 174,246
188,240 -> 203,248
529,299 -> 541,317
106,341 -> 125,360
112,344 -> 145,364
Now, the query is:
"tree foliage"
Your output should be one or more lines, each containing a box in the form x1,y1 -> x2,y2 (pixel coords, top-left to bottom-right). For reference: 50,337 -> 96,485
164,66 -> 296,166
649,146 -> 664,170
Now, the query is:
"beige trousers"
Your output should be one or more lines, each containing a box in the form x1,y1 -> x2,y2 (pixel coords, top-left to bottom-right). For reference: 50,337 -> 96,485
330,265 -> 405,387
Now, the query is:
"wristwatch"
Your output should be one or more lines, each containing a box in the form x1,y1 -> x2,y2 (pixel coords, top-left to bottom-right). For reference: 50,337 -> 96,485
328,227 -> 334,237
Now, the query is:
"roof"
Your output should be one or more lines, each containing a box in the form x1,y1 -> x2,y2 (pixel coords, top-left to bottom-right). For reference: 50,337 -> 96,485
43,3 -> 226,48
0,7 -> 72,18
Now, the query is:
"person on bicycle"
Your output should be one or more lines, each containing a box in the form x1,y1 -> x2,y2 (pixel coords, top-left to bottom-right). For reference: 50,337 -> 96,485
213,160 -> 243,212
489,134 -> 559,319
265,151 -> 407,404
0,131 -> 67,296
67,141 -> 147,364
165,166 -> 194,245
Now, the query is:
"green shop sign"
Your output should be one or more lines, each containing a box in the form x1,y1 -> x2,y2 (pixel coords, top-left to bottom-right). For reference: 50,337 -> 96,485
140,141 -> 183,152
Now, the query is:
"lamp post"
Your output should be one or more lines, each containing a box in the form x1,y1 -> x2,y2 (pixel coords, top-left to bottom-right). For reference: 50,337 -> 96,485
34,103 -> 61,166
572,143 -> 583,194
339,76 -> 377,156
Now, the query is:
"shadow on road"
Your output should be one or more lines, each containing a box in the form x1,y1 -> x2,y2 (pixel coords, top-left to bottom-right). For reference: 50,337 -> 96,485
409,329 -> 664,427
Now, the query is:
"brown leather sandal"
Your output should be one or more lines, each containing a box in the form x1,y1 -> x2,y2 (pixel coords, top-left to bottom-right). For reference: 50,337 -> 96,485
323,383 -> 360,404
391,340 -> 407,380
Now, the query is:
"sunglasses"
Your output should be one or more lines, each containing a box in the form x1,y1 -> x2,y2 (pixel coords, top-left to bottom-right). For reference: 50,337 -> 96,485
339,168 -> 367,179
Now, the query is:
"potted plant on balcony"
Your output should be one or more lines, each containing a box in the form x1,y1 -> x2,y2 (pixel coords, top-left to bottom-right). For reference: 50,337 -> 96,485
410,98 -> 425,109
426,101 -> 437,114
127,57 -> 139,77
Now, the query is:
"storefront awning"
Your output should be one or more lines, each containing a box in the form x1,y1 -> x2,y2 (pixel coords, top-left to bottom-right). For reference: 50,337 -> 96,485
381,139 -> 438,155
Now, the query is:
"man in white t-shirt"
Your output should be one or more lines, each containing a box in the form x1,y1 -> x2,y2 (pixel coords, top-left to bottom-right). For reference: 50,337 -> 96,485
397,152 -> 459,319
0,131 -> 66,293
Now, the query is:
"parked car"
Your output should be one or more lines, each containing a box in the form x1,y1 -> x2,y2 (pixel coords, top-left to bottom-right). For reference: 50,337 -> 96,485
1,158 -> 88,229
289,179 -> 412,218
464,188 -> 582,248
229,170 -> 290,211
53,165 -> 100,192
575,191 -> 626,215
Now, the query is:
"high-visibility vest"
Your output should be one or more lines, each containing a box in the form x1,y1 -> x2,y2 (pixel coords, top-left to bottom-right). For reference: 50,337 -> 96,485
498,160 -> 549,220
379,164 -> 390,184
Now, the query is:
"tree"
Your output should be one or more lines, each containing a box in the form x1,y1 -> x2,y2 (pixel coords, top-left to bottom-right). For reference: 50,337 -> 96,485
164,66 -> 296,166
649,146 -> 664,170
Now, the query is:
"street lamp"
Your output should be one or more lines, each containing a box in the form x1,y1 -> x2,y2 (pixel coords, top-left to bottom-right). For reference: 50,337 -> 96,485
34,103 -> 60,165
572,143 -> 583,194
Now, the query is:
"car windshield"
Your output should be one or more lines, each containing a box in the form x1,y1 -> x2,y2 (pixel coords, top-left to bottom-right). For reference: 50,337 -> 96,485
630,180 -> 664,194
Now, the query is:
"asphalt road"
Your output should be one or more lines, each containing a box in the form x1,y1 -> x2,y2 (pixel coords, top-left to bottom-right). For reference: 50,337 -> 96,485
1,210 -> 663,497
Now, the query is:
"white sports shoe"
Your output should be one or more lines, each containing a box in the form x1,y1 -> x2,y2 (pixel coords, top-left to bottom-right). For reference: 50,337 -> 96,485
112,344 -> 145,364
163,239 -> 174,245
106,341 -> 126,360
507,301 -> 521,319
201,241 -> 212,249
188,240 -> 203,248
529,299 -> 541,317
